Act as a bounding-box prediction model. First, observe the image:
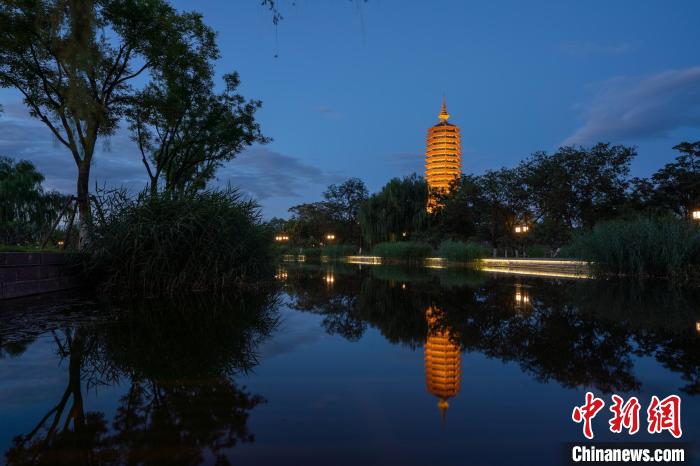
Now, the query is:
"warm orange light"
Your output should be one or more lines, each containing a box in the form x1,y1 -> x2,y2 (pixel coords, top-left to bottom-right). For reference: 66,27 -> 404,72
514,225 -> 529,234
325,234 -> 335,241
324,273 -> 335,284
424,306 -> 461,422
275,235 -> 290,242
514,284 -> 531,309
696,321 -> 700,333
426,98 -> 461,210
692,211 -> 700,220
57,240 -> 65,247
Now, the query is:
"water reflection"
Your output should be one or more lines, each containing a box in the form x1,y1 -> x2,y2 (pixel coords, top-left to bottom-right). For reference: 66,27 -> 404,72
424,306 -> 461,422
282,264 -> 700,396
1,291 -> 278,465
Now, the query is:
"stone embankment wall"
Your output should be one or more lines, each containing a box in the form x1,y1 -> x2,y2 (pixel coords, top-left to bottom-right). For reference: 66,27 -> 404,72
0,253 -> 81,299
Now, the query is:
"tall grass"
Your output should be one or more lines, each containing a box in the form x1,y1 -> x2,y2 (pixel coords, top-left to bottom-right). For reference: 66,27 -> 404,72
569,216 -> 700,279
372,241 -> 433,261
322,244 -> 358,258
436,240 -> 489,262
87,190 -> 274,295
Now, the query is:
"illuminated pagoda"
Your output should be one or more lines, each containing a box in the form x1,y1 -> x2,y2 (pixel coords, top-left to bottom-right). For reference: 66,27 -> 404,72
425,98 -> 461,209
424,306 -> 462,423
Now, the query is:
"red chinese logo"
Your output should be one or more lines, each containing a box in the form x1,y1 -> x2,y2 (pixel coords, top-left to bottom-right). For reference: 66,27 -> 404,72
609,395 -> 641,435
572,392 -> 606,439
647,395 -> 682,438
572,393 -> 682,439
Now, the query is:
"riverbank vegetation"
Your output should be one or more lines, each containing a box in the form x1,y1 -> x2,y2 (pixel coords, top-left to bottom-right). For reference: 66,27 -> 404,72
372,241 -> 433,261
567,216 -> 700,279
87,190 -> 273,295
437,240 -> 490,262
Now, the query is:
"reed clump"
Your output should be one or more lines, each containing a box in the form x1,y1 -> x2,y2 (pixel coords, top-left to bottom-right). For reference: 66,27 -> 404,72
568,216 -> 700,279
88,190 -> 274,295
436,240 -> 489,262
372,241 -> 433,261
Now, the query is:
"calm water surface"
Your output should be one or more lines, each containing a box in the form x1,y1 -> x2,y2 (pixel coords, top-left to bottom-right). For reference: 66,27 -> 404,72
1,263 -> 699,465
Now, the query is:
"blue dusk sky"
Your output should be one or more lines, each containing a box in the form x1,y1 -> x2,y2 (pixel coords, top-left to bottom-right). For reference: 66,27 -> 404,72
1,1 -> 700,218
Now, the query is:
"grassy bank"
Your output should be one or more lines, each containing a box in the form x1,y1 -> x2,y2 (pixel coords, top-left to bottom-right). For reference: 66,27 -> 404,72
436,240 -> 489,262
372,241 -> 433,261
568,216 -> 700,279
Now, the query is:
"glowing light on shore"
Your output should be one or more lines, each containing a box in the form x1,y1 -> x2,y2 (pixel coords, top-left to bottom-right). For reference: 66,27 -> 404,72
347,256 -> 382,265
275,235 -> 290,242
425,257 -> 447,269
481,267 -> 589,280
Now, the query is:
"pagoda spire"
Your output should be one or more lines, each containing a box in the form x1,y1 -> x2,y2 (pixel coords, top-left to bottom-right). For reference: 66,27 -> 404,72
439,97 -> 450,122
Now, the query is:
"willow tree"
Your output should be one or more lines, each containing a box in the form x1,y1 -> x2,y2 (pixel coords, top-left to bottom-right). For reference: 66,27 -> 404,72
359,174 -> 429,245
0,0 -> 217,247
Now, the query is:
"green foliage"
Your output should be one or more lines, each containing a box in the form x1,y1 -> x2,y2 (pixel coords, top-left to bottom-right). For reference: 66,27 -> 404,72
130,72 -> 267,195
0,0 -> 225,235
644,141 -> 700,217
301,247 -> 323,259
521,144 -> 636,248
568,216 -> 700,279
359,174 -> 429,245
87,190 -> 274,295
436,240 -> 489,262
525,244 -> 548,257
284,178 -> 368,246
322,244 -> 358,258
372,241 -> 433,261
0,157 -> 68,244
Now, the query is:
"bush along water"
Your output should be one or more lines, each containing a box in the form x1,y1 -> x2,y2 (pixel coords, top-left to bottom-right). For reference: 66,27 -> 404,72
436,240 -> 489,262
568,216 -> 700,280
372,241 -> 433,262
87,189 -> 274,295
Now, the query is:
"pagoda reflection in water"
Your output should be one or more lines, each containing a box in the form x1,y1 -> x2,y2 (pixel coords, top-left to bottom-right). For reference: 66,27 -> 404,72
424,306 -> 462,423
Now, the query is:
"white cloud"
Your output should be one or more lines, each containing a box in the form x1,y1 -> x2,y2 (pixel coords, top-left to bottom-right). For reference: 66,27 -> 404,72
564,66 -> 700,146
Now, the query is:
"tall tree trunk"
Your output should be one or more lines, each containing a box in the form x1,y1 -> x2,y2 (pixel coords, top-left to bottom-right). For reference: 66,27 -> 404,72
77,160 -> 91,250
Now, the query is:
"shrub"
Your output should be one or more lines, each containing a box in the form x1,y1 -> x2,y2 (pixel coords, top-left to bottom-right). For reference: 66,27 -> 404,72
568,216 -> 700,279
525,244 -> 548,257
322,244 -> 358,258
301,247 -> 322,259
436,240 -> 489,262
372,241 -> 433,261
87,190 -> 274,295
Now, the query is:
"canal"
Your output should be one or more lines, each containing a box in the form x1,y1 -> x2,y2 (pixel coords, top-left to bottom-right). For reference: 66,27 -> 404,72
1,263 -> 698,465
